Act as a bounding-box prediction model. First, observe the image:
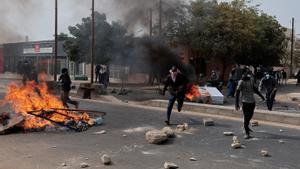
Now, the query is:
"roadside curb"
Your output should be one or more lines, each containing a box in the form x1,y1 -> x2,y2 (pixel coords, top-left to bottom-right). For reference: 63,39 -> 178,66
142,100 -> 300,126
72,97 -> 300,130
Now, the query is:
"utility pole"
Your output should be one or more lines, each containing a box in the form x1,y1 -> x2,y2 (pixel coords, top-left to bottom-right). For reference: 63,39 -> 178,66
54,0 -> 58,81
290,17 -> 295,77
90,0 -> 95,84
159,0 -> 162,36
149,8 -> 153,37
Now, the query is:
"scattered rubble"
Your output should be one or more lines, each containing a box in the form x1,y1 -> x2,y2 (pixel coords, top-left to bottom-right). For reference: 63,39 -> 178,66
231,136 -> 242,149
279,129 -> 284,133
145,130 -> 168,144
189,157 -> 197,161
260,150 -> 270,157
164,162 -> 179,169
279,140 -> 285,144
251,121 -> 259,127
94,130 -> 106,135
122,134 -> 127,137
203,118 -> 214,126
123,126 -> 155,133
176,125 -> 185,132
101,154 -> 112,165
183,123 -> 189,130
61,162 -> 67,167
162,127 -> 175,137
80,162 -> 89,168
223,132 -> 234,136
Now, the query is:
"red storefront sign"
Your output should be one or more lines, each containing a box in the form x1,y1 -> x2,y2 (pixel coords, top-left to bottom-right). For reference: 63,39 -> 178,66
34,44 -> 40,53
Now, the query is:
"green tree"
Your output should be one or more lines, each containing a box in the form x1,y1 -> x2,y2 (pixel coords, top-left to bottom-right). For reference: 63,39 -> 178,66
65,12 -> 128,65
164,0 -> 287,79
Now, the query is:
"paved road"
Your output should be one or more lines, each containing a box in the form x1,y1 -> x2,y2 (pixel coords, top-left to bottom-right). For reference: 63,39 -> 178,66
0,94 -> 299,169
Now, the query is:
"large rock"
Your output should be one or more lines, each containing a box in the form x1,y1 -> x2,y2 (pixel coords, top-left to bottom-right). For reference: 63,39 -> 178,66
203,118 -> 214,126
164,162 -> 179,169
145,130 -> 168,144
101,154 -> 112,165
162,127 -> 175,137
80,162 -> 89,168
260,150 -> 270,157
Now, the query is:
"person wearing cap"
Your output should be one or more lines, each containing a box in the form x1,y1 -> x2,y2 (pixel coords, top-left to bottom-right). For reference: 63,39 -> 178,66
58,68 -> 79,108
235,72 -> 265,139
162,66 -> 188,125
259,72 -> 277,111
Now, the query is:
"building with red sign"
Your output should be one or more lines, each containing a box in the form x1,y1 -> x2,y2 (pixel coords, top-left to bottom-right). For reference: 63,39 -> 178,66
2,40 -> 67,74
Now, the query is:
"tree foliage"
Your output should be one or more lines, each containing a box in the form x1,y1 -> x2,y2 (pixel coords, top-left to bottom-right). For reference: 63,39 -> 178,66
61,12 -> 129,64
164,0 -> 287,67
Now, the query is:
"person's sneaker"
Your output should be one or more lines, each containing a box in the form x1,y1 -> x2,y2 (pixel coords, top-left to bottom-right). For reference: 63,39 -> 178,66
244,134 -> 252,139
164,120 -> 170,126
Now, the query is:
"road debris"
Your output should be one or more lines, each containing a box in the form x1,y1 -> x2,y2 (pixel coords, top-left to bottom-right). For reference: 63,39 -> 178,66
251,121 -> 259,127
162,127 -> 175,137
145,130 -> 168,144
279,140 -> 285,144
260,150 -> 270,157
61,162 -> 67,167
94,130 -> 106,135
164,162 -> 179,169
203,118 -> 214,126
231,136 -> 242,149
80,162 -> 89,168
176,124 -> 185,132
183,123 -> 189,130
279,129 -> 284,133
189,157 -> 197,161
223,132 -> 234,136
101,154 -> 112,165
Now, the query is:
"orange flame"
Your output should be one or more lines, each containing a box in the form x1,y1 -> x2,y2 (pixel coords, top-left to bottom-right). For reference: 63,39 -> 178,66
1,73 -> 89,129
185,84 -> 201,101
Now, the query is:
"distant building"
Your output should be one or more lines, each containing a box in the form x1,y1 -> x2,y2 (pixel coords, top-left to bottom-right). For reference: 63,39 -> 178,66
2,40 -> 67,74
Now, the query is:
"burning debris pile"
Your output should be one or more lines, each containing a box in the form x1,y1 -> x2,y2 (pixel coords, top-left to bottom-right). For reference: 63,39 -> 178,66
185,84 -> 225,105
185,84 -> 211,103
0,74 -> 105,134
